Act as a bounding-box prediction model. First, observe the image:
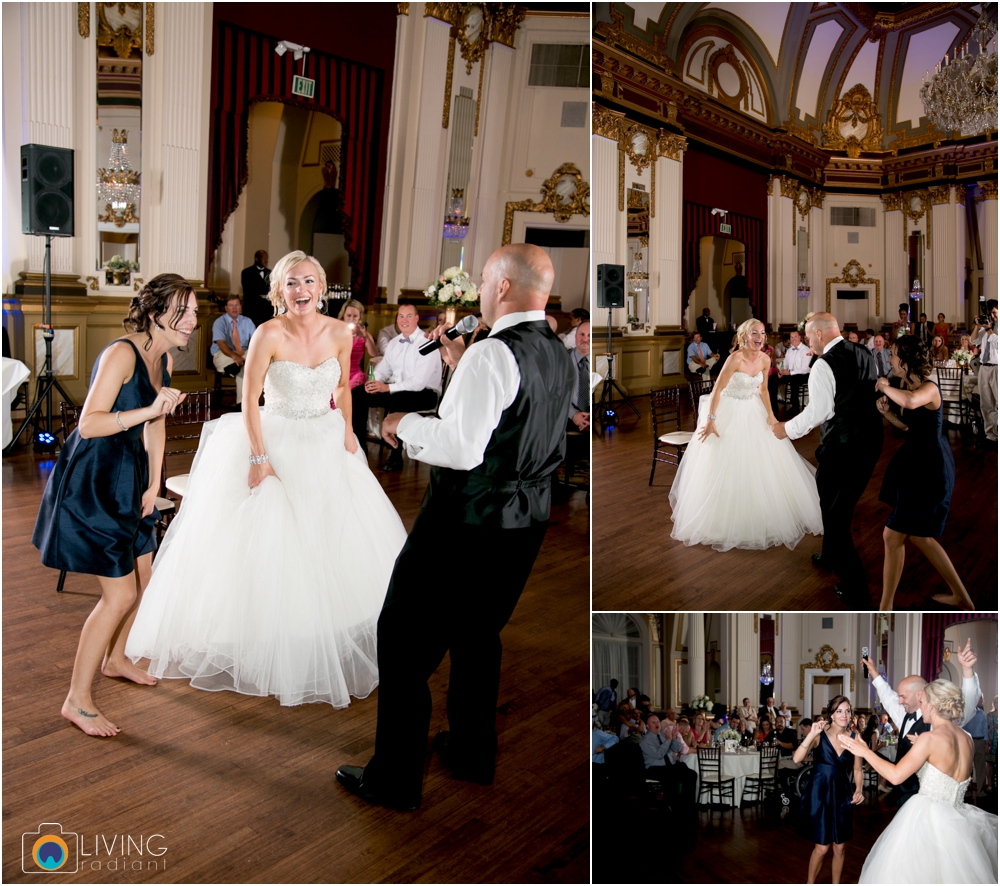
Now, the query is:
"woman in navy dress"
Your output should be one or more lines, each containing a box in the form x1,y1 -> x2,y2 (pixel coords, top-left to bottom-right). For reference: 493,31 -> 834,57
875,335 -> 974,611
32,274 -> 195,736
793,695 -> 864,884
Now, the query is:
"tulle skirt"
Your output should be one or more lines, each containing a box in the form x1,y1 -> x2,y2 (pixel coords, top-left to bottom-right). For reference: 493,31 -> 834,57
668,392 -> 824,552
125,408 -> 408,708
858,795 -> 998,883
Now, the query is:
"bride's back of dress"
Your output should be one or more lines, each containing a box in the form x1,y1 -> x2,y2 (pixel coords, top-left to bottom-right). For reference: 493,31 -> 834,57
917,761 -> 971,806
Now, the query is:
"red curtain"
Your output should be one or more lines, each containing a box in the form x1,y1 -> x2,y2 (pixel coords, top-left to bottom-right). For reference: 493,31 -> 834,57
207,21 -> 384,298
682,201 -> 766,327
920,613 -> 997,679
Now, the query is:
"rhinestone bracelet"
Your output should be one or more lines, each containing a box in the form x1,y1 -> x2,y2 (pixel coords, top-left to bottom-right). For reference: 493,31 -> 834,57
249,453 -> 269,465
115,410 -> 129,432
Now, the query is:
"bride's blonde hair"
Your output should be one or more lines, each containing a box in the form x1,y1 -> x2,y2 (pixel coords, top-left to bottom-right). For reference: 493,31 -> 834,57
921,679 -> 965,723
736,318 -> 765,350
268,251 -> 329,315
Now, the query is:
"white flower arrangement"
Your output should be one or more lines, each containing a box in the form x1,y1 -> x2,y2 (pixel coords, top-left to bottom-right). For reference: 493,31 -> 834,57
425,269 -> 479,306
715,728 -> 741,743
690,694 -> 713,712
952,347 -> 973,367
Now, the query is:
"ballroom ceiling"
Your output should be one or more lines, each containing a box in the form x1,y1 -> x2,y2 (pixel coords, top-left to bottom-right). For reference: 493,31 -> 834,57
594,2 -> 995,154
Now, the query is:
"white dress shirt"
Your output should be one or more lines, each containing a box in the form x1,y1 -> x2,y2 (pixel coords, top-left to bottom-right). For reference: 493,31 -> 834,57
784,344 -> 812,375
374,328 -> 442,395
976,327 -> 998,364
396,310 -> 544,470
785,336 -> 843,440
872,672 -> 982,734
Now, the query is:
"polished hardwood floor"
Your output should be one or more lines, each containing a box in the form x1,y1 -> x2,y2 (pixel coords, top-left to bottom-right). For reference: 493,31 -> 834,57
593,394 -> 998,611
2,432 -> 590,884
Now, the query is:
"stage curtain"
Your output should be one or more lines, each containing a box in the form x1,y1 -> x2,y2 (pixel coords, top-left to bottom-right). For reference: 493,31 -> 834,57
682,201 -> 766,328
920,613 -> 998,680
207,21 -> 384,298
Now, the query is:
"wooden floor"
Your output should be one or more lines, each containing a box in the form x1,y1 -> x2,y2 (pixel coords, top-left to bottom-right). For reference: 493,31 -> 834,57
593,394 -> 998,611
2,434 -> 590,884
593,783 -> 998,884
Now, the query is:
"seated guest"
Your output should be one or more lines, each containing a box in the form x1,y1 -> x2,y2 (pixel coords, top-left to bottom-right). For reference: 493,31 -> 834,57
917,312 -> 934,345
755,717 -> 773,745
777,330 -> 811,416
738,697 -> 759,731
864,329 -> 877,351
663,707 -> 679,726
729,713 -> 753,746
625,687 -> 639,708
856,713 -> 868,735
592,725 -> 619,765
877,712 -> 895,741
872,335 -> 891,377
686,332 -> 718,376
795,718 -> 814,760
933,312 -> 950,339
931,335 -> 950,363
338,299 -> 379,446
759,696 -> 778,724
674,718 -> 699,760
690,712 -> 712,747
639,713 -> 698,806
568,321 -> 591,432
616,701 -> 645,742
847,331 -> 859,343
560,307 -> 590,350
636,694 -> 652,719
772,715 -> 796,756
376,319 -> 401,355
211,295 -> 256,407
777,701 -> 793,725
365,301 -> 443,471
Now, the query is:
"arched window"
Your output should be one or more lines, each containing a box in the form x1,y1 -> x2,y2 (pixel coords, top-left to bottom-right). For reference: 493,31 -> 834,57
593,613 -> 643,699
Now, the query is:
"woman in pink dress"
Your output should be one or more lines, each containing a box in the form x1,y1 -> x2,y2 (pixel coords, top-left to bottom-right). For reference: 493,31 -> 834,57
337,299 -> 378,446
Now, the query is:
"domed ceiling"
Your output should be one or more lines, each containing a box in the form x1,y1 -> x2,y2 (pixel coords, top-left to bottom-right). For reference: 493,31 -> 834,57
594,2 -> 997,187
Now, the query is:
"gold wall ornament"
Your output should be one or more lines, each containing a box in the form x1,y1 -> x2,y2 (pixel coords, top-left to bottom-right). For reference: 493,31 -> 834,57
826,259 -> 880,316
656,131 -> 687,161
778,176 -> 800,199
97,2 -> 143,59
598,70 -> 616,99
881,192 -> 903,212
980,180 -> 999,200
800,644 -> 856,698
592,103 -> 624,141
902,190 -> 933,251
442,35 -> 456,128
929,185 -> 951,205
707,44 -> 748,111
78,2 -> 90,38
810,189 -> 826,209
145,2 -> 153,55
132,276 -> 144,291
502,163 -> 589,246
594,4 -> 673,73
620,122 -> 658,217
98,202 -> 138,227
397,2 -> 410,13
956,186 -> 966,206
753,613 -> 758,633
822,84 -> 884,159
485,4 -> 524,49
86,276 -> 99,291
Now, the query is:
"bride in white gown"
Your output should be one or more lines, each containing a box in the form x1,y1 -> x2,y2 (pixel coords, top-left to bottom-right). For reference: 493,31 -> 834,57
838,678 -> 998,883
126,252 -> 407,708
669,318 -> 823,551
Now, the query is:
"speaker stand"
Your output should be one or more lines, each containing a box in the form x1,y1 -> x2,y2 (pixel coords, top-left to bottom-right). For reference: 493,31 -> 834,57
5,235 -> 75,455
596,306 -> 639,429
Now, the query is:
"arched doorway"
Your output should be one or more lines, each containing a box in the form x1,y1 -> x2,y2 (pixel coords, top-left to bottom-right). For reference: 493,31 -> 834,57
686,235 -> 747,334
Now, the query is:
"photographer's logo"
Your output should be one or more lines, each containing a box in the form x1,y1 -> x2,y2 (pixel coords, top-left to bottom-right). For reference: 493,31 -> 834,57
22,823 -> 78,874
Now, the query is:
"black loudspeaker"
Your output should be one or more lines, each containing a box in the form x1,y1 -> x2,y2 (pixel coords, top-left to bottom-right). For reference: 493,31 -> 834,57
21,144 -> 75,237
596,263 -> 625,308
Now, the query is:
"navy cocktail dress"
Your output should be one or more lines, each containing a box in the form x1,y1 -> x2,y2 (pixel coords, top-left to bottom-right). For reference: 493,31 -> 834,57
804,729 -> 856,845
32,339 -> 168,578
878,382 -> 955,537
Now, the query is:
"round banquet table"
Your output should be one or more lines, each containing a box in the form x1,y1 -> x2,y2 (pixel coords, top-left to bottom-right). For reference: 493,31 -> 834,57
2,358 -> 31,448
681,749 -> 761,806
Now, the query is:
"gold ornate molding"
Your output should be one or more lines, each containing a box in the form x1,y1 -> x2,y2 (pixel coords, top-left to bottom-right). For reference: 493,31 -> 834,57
657,132 -> 687,161
97,2 -> 143,59
145,2 -> 154,55
443,35 -> 456,128
620,122 -> 658,217
86,276 -> 99,291
956,186 -> 966,207
800,644 -> 856,698
78,2 -> 90,38
766,175 -> 775,196
707,44 -> 748,111
980,180 -> 999,201
881,192 -> 903,212
826,259 -> 880,316
902,190 -> 933,250
502,163 -> 589,246
594,4 -> 673,72
822,83 -> 884,159
592,103 -> 624,141
778,176 -> 799,199
753,613 -> 758,633
397,2 -> 410,13
929,185 -> 951,206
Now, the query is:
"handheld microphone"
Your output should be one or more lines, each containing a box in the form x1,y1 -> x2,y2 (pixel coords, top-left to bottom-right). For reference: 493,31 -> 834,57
417,314 -> 479,355
862,646 -> 869,679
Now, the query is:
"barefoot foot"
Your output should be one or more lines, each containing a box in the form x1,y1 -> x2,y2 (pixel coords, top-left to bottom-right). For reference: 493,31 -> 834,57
101,657 -> 157,685
931,593 -> 975,611
61,698 -> 120,737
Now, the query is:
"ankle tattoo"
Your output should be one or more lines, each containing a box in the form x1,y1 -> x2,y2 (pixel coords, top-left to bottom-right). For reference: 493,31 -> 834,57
78,708 -> 98,718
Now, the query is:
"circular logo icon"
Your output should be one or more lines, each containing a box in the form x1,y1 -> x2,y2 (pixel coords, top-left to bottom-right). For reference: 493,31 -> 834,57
32,834 -> 69,871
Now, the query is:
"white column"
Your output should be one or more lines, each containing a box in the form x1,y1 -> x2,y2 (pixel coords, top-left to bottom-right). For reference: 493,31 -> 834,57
143,2 -> 212,282
891,613 -> 922,688
981,185 -> 998,303
767,181 -> 796,326
649,147 -> 683,328
807,201 -> 825,318
724,613 -> 757,713
930,192 -> 962,324
465,43 -> 513,281
592,131 -> 625,328
883,205 -> 905,326
403,17 -> 451,290
19,2 -> 78,276
687,612 -> 705,699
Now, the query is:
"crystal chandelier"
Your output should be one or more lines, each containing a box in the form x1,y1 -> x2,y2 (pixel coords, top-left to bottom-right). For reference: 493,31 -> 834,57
97,129 -> 141,227
627,253 -> 648,294
909,278 -> 924,301
797,273 -> 811,300
759,663 -> 774,686
920,5 -> 998,136
443,188 -> 470,240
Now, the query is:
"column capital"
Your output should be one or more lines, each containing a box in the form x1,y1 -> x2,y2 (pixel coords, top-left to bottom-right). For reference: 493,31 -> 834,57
979,180 -> 998,201
592,102 -> 626,141
656,130 -> 687,161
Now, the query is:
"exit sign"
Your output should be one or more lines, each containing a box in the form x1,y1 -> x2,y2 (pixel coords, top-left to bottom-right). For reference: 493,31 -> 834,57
292,76 -> 315,98
719,222 -> 732,234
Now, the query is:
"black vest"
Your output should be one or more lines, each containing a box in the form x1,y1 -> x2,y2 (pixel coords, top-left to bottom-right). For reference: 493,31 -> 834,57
894,715 -> 931,807
817,340 -> 881,449
421,320 -> 575,529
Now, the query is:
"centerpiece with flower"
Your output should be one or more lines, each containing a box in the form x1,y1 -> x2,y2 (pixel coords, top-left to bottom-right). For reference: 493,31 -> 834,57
690,694 -> 713,713
104,255 -> 139,287
952,347 -> 973,369
715,727 -> 742,746
424,266 -> 479,306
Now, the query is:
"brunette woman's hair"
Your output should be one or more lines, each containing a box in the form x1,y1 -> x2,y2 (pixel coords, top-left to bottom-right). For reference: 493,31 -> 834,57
124,273 -> 194,350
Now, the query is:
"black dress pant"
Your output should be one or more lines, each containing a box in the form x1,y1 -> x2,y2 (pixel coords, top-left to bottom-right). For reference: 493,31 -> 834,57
646,762 -> 698,811
349,383 -> 368,446
786,375 -> 808,413
363,511 -> 549,801
367,389 -> 438,463
816,436 -> 882,589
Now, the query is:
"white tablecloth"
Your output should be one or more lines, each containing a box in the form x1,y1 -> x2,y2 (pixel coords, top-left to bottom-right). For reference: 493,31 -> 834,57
681,750 -> 762,806
931,367 -> 976,423
878,744 -> 898,762
2,358 -> 31,448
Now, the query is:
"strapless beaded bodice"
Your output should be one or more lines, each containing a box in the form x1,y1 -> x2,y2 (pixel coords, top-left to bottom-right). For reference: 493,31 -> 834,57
917,762 -> 971,807
722,370 -> 764,400
264,358 -> 341,419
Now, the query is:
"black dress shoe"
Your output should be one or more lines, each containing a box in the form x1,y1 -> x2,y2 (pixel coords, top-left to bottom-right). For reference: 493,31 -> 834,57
811,553 -> 831,570
433,732 -> 495,785
223,363 -> 241,378
335,765 -> 420,812
833,583 -> 871,608
381,457 -> 403,472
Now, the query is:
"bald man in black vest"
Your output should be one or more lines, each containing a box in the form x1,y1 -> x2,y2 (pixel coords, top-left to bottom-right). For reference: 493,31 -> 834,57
336,244 -> 576,811
772,312 -> 883,604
